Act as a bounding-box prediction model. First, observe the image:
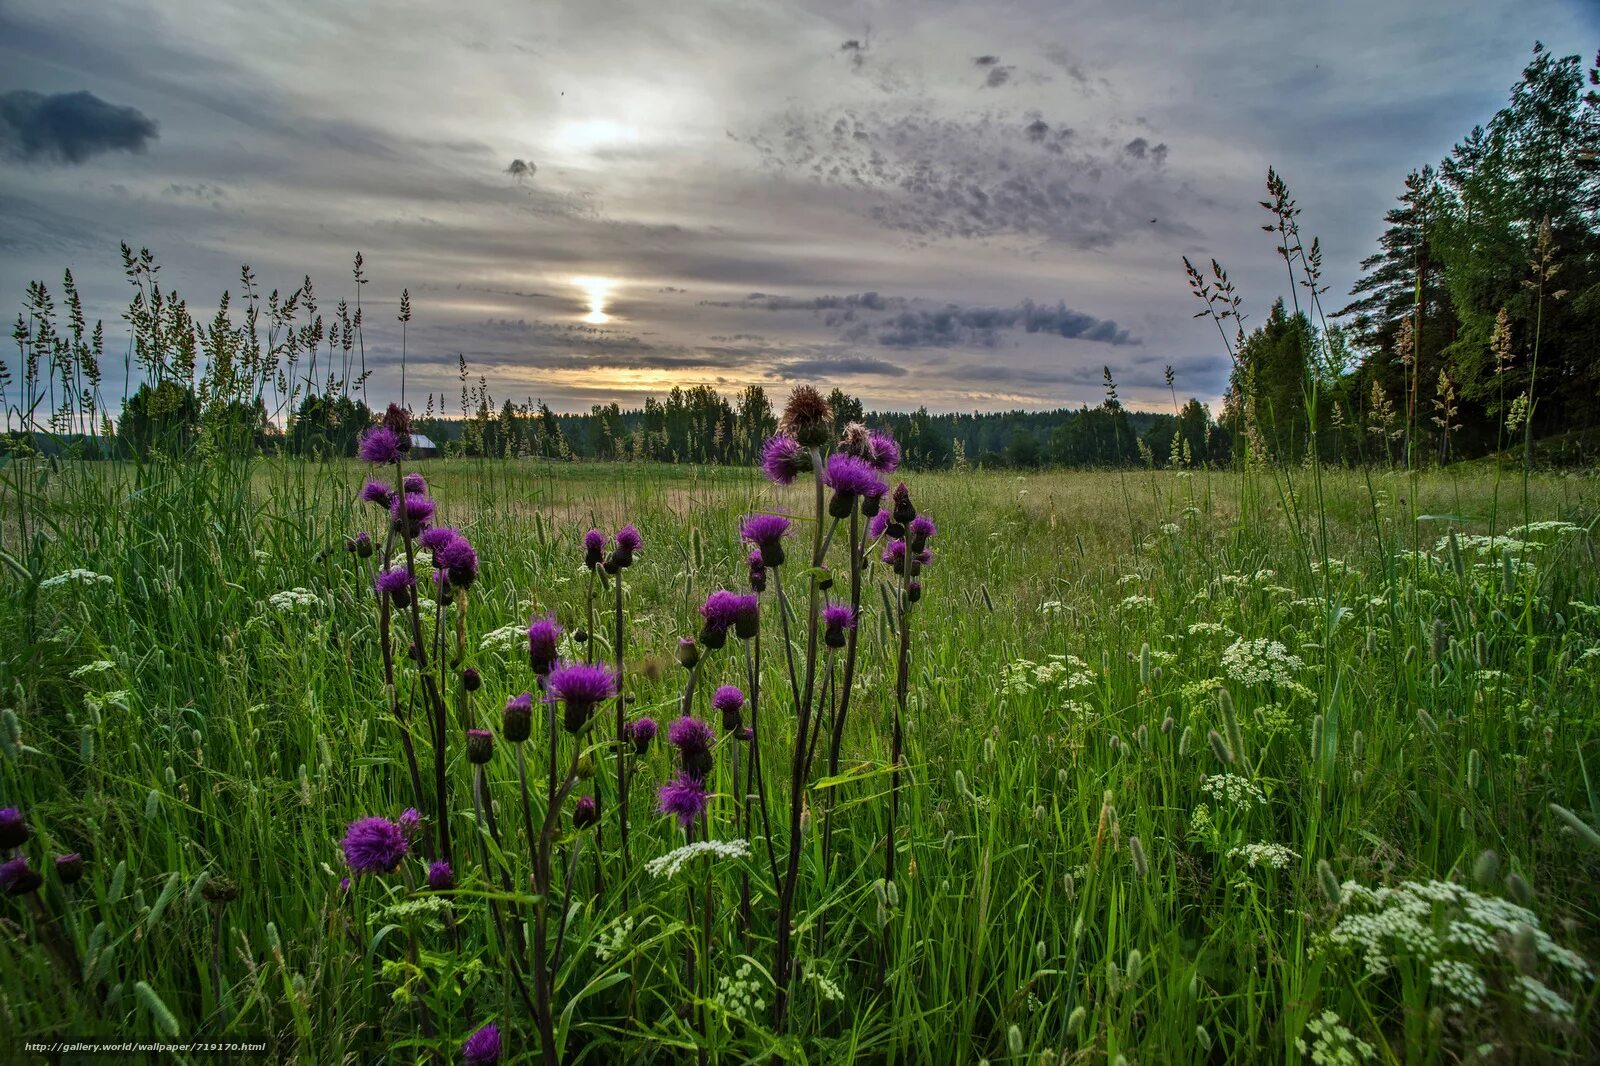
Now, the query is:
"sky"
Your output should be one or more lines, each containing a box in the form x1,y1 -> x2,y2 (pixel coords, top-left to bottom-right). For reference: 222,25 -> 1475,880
1,0 -> 1595,417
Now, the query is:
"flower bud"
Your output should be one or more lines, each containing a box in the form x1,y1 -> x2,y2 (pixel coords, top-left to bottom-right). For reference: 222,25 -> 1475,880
427,861 -> 454,891
0,808 -> 29,850
676,637 -> 700,669
461,667 -> 482,692
572,795 -> 599,829
54,852 -> 85,885
503,694 -> 533,743
466,729 -> 493,765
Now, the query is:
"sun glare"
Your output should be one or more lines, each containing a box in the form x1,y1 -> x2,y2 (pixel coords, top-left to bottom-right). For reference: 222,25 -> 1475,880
573,276 -> 614,324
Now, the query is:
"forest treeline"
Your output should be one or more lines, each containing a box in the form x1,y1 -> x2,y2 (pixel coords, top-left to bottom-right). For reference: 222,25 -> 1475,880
5,44 -> 1596,470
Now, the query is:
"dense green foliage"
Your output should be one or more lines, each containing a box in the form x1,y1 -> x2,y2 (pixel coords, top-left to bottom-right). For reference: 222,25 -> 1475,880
2,453 -> 1598,1062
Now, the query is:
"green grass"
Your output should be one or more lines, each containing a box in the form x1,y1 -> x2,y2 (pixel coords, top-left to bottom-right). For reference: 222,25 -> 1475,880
3,456 -> 1599,1063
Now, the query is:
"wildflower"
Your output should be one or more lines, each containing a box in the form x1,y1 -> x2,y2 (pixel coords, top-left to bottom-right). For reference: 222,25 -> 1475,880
546,662 -> 619,734
357,425 -> 402,465
760,434 -> 806,485
390,493 -> 435,537
1221,638 -> 1304,687
676,637 -> 700,670
907,515 -> 937,552
461,1022 -> 502,1066
890,481 -> 916,527
359,480 -> 394,508
882,539 -> 908,573
1229,843 -> 1299,870
582,528 -> 606,570
427,861 -> 454,891
399,808 -> 421,836
435,536 -> 479,590
461,667 -> 481,692
741,513 -> 793,567
374,567 -> 415,608
527,615 -> 562,676
418,526 -> 459,552
352,531 -> 373,558
572,795 -> 599,830
908,579 -> 923,603
712,685 -> 746,730
54,853 -> 85,884
503,693 -> 533,743
402,472 -> 427,494
0,855 -> 42,897
606,524 -> 643,571
822,602 -> 856,648
0,807 -> 29,849
823,454 -> 888,517
867,511 -> 890,540
778,385 -> 833,446
747,549 -> 767,593
627,716 -> 658,754
38,569 -> 113,590
466,729 -> 493,765
698,589 -> 745,649
733,592 -> 760,640
341,816 -> 409,874
668,715 -> 716,778
657,772 -> 711,828
382,403 -> 413,446
644,838 -> 750,878
865,429 -> 901,474
1200,773 -> 1263,807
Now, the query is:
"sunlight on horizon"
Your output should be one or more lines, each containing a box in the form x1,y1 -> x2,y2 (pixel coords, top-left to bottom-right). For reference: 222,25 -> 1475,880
573,275 -> 615,324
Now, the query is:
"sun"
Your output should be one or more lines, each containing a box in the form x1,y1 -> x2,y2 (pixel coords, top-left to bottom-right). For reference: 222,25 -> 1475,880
572,276 -> 615,325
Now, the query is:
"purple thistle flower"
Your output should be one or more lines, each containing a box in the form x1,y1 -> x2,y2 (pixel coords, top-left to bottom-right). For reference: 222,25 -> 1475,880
616,524 -> 643,554
668,715 -> 715,777
54,852 -> 85,884
733,592 -> 760,639
676,636 -> 700,670
866,430 -> 901,473
669,715 -> 715,754
503,693 -> 533,742
418,526 -> 460,552
891,481 -> 916,525
915,548 -> 933,567
390,493 -> 435,536
824,453 -> 888,499
527,616 -> 562,675
572,794 -> 599,829
341,816 -> 409,874
712,685 -> 745,730
867,511 -> 890,540
823,602 -> 857,648
352,531 -> 373,557
908,578 -> 924,603
546,661 -> 619,733
627,716 -> 658,754
657,772 -> 709,828
339,876 -> 351,894
698,589 -> 744,649
374,566 -> 416,607
760,434 -> 805,485
399,808 -> 421,835
466,728 -> 493,764
436,536 -> 479,590
0,807 -> 28,849
747,549 -> 767,593
741,513 -> 793,566
462,1022 -> 502,1066
358,425 -> 403,465
427,861 -> 454,891
403,472 -> 427,495
882,539 -> 908,571
359,479 -> 394,509
0,855 -> 42,896
909,515 -> 937,543
582,528 -> 606,569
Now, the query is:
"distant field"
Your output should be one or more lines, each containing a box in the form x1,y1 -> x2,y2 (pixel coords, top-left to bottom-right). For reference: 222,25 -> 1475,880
2,457 -> 1598,1062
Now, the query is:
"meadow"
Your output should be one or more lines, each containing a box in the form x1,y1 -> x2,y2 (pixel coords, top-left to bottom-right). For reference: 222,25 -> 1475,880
2,441 -> 1599,1064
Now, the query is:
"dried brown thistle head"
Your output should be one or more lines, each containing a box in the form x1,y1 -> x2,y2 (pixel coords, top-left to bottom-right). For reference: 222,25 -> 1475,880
779,385 -> 832,447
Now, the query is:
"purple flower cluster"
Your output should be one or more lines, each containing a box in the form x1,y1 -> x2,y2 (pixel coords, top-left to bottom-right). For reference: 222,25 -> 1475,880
760,434 -> 806,485
546,661 -> 618,733
527,615 -> 562,676
741,513 -> 793,566
626,716 -> 658,754
341,815 -> 409,874
462,1022 -> 502,1066
712,684 -> 745,730
698,589 -> 757,648
374,566 -> 416,608
390,493 -> 435,537
358,426 -> 403,465
657,772 -> 709,828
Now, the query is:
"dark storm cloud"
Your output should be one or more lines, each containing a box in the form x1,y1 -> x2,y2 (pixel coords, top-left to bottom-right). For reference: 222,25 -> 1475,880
775,354 -> 908,378
704,291 -> 1134,347
875,300 -> 1136,347
0,90 -> 158,164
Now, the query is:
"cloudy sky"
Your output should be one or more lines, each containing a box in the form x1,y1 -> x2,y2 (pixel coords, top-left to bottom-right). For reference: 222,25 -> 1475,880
2,0 -> 1594,415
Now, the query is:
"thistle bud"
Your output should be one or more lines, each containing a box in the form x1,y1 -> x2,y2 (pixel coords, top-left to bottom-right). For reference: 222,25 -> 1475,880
572,795 -> 599,830
676,637 -> 700,669
427,861 -> 454,891
461,667 -> 482,692
0,807 -> 29,850
503,694 -> 533,743
891,482 -> 916,526
54,852 -> 85,885
466,729 -> 493,765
